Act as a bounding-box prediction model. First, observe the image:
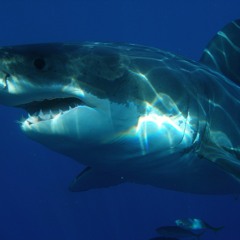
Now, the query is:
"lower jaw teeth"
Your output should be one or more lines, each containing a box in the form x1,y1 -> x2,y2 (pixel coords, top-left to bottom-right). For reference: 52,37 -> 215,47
22,105 -> 80,125
26,109 -> 64,125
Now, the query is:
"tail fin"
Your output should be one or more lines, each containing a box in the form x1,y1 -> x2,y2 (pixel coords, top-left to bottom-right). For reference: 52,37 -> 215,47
204,222 -> 224,233
200,19 -> 240,85
211,226 -> 224,233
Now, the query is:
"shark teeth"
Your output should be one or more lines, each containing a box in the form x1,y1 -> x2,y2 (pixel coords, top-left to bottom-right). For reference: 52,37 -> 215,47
20,98 -> 84,126
23,108 -> 68,125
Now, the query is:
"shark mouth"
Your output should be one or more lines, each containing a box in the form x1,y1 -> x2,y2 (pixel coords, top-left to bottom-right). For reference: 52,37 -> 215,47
18,97 -> 84,125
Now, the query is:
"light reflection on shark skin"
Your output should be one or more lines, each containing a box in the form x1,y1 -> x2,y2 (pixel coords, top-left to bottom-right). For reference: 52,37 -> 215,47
0,20 -> 240,194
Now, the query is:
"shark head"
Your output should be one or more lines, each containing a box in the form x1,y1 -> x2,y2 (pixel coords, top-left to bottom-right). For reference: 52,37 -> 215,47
0,42 -> 196,169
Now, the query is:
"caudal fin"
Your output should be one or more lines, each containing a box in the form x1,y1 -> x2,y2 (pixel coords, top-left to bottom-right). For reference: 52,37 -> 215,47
212,226 -> 224,233
205,223 -> 224,233
200,19 -> 240,86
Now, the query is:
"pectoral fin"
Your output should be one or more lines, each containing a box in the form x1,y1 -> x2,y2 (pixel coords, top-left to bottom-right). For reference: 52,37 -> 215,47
69,167 -> 125,192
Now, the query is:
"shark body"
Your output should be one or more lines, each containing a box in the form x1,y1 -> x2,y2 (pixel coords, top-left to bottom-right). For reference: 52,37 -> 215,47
0,20 -> 240,194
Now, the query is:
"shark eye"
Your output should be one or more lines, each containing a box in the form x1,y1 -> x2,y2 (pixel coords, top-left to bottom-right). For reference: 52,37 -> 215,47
33,58 -> 46,70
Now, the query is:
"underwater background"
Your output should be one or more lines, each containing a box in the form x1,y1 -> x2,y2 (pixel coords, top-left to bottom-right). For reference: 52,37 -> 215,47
0,0 -> 240,239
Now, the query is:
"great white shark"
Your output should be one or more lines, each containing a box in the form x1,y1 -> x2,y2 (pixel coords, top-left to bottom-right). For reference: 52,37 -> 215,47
0,20 -> 240,194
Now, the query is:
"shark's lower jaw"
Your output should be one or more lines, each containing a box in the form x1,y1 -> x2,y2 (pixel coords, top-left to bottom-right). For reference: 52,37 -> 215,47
19,97 -> 85,126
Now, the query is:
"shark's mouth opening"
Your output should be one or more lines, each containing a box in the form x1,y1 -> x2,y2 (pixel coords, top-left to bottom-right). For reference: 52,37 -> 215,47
18,97 -> 84,125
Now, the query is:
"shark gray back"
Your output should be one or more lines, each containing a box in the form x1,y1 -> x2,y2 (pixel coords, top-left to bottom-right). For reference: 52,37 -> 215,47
0,20 -> 240,194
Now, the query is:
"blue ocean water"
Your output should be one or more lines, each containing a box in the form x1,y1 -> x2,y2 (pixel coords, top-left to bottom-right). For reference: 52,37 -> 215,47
0,1 -> 240,239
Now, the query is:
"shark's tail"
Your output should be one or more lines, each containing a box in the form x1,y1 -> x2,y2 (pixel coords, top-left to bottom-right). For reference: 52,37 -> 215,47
200,19 -> 240,86
204,222 -> 224,233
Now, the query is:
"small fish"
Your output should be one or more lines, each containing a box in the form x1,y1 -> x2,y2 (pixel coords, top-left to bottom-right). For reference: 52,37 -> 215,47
175,218 -> 224,232
156,226 -> 203,239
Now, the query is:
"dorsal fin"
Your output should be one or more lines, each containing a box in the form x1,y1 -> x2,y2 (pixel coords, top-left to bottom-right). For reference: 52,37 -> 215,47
200,19 -> 240,85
